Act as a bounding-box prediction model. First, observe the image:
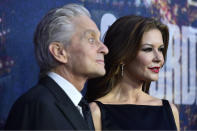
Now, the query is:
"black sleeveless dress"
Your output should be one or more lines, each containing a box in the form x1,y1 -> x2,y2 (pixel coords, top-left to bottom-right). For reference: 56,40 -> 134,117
94,99 -> 177,130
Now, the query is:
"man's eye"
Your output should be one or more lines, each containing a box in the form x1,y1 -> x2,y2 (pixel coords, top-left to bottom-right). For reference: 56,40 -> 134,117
142,48 -> 152,52
88,38 -> 95,43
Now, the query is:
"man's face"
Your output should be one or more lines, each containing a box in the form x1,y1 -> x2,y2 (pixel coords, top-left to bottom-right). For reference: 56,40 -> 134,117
65,15 -> 109,79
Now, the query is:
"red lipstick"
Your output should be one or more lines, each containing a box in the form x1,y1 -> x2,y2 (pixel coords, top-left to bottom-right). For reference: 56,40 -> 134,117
149,67 -> 160,73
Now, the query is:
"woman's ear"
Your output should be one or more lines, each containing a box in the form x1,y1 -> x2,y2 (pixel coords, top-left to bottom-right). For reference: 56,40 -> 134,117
49,42 -> 68,64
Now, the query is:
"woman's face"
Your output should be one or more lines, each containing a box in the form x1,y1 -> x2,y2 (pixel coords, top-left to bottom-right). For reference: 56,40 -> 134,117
126,29 -> 165,82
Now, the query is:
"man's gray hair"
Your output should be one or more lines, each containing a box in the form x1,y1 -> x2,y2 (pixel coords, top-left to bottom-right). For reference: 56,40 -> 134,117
34,3 -> 91,74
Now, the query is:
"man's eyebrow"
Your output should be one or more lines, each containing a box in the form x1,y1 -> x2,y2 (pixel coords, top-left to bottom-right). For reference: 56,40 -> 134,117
84,29 -> 100,36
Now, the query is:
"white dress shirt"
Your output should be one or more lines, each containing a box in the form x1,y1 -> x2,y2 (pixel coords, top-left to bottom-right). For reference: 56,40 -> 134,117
47,72 -> 83,116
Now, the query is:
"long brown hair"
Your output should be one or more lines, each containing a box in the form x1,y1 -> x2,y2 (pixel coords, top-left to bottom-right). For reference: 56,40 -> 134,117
86,15 -> 169,102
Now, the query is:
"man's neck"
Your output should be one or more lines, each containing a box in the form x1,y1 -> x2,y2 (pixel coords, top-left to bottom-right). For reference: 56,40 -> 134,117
51,67 -> 86,92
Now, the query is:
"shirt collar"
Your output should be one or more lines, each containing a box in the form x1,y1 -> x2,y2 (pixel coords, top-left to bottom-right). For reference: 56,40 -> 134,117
47,72 -> 82,106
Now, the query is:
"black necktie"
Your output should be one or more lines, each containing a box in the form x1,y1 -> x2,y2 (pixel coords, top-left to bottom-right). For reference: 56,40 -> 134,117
79,97 -> 95,130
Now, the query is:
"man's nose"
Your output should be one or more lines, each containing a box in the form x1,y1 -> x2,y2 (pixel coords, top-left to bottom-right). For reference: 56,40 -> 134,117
99,41 -> 109,55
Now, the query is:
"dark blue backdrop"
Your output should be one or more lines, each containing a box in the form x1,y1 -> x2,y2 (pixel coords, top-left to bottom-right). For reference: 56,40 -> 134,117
0,0 -> 196,130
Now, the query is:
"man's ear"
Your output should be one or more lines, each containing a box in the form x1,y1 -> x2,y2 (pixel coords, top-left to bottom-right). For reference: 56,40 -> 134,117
49,42 -> 68,64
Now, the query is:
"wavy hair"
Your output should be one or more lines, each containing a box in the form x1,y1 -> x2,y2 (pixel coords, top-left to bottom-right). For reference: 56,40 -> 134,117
86,15 -> 169,102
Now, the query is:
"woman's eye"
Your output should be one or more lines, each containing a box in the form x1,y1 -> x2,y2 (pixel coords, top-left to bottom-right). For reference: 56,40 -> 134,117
142,48 -> 152,52
159,47 -> 164,52
88,38 -> 95,44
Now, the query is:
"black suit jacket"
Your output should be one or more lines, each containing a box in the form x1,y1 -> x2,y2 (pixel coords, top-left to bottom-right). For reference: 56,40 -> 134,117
5,76 -> 89,130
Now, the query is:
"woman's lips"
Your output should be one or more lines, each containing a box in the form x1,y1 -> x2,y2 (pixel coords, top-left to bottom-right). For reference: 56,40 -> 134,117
148,67 -> 160,73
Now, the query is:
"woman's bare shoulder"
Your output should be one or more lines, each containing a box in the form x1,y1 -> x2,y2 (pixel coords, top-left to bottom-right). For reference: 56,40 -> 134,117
168,102 -> 180,131
89,101 -> 102,130
89,102 -> 101,114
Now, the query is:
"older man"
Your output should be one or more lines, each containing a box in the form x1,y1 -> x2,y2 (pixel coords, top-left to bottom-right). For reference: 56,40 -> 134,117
5,3 -> 108,130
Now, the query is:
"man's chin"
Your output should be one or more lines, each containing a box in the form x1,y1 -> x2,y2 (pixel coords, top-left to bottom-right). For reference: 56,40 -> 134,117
89,70 -> 106,78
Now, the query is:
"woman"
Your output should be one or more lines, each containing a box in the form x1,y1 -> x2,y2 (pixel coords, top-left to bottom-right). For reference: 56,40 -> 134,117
86,15 -> 180,130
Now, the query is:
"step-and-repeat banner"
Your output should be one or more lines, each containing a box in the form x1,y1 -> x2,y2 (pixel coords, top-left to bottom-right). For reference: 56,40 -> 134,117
0,0 -> 196,130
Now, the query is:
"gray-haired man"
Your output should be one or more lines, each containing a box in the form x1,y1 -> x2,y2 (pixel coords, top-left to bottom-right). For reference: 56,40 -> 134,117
5,3 -> 108,130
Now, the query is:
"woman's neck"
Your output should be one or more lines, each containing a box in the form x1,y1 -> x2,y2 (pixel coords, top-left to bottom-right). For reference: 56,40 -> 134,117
101,74 -> 146,104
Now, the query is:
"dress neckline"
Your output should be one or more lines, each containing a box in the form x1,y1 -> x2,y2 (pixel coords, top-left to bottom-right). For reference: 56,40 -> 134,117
94,100 -> 164,107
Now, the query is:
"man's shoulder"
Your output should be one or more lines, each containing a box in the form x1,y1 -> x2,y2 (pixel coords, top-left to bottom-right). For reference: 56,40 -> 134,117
15,82 -> 54,106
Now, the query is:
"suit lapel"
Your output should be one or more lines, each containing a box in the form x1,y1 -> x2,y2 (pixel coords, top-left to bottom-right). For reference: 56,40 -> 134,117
39,76 -> 89,130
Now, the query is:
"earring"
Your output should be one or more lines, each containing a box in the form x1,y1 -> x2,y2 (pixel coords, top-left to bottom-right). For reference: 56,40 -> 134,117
120,64 -> 125,77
